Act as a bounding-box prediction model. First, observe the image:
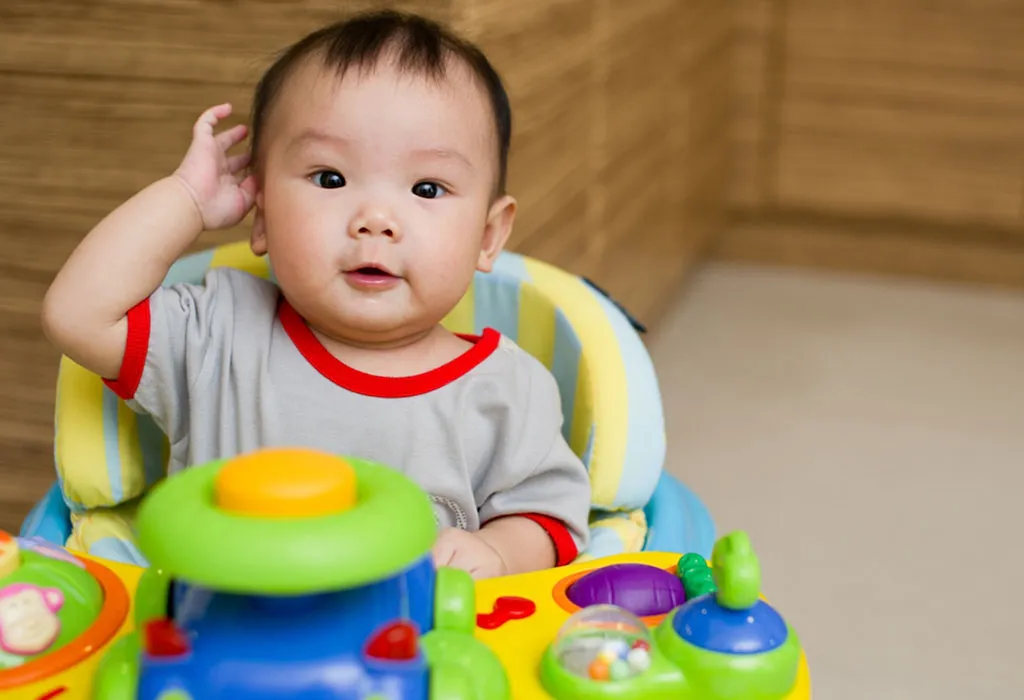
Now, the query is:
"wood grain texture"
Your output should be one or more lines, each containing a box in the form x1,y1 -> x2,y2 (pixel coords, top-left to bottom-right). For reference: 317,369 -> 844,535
730,0 -> 777,208
592,0 -> 733,318
715,210 -> 1024,289
777,0 -> 1024,227
0,0 -> 731,532
725,1 -> 1024,284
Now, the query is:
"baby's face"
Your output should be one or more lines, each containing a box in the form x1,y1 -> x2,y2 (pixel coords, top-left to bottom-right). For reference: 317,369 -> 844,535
252,56 -> 513,346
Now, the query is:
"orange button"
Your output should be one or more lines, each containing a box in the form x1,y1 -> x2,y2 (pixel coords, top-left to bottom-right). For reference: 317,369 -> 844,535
214,448 -> 358,518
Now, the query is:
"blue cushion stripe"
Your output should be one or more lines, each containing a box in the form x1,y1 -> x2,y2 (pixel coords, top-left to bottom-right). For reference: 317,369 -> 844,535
474,276 -> 520,340
162,247 -> 214,286
89,536 -> 150,568
138,414 -> 166,489
551,308 -> 582,447
101,388 -> 124,503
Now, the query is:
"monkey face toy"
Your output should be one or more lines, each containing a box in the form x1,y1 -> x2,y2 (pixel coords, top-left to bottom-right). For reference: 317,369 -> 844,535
0,584 -> 64,656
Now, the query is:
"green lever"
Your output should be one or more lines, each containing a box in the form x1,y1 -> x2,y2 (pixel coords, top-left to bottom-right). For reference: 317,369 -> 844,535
711,530 -> 761,610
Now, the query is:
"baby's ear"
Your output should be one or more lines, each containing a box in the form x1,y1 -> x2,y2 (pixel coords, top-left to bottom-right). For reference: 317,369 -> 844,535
477,194 -> 516,273
250,187 -> 268,256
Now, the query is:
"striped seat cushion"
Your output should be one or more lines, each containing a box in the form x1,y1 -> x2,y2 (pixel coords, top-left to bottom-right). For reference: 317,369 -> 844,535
55,242 -> 666,561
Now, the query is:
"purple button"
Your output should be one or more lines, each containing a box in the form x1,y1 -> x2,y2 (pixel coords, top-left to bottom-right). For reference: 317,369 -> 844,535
566,563 -> 686,617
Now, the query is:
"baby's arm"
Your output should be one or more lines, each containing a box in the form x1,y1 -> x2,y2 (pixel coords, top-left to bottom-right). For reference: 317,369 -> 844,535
41,104 -> 256,380
478,515 -> 558,573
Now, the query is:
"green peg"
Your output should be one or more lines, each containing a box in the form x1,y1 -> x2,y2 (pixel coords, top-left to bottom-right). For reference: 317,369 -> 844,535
677,552 -> 718,599
711,530 -> 761,610
676,552 -> 706,577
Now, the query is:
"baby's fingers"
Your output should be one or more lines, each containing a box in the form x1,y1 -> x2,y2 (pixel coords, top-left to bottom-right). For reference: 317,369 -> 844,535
227,151 -> 251,175
193,103 -> 232,139
431,530 -> 459,567
216,123 -> 249,153
238,175 -> 258,211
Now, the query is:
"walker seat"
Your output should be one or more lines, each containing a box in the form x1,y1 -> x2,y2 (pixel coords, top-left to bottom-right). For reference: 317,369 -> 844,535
22,243 -> 715,564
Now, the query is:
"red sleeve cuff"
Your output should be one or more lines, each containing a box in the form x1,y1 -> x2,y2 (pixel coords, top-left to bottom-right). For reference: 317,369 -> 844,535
102,299 -> 151,400
520,513 -> 579,567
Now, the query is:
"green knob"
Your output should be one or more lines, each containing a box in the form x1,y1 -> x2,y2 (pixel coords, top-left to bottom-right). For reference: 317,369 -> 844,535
676,552 -> 706,576
711,531 -> 761,610
677,551 -> 718,599
689,582 -> 717,598
683,569 -> 715,593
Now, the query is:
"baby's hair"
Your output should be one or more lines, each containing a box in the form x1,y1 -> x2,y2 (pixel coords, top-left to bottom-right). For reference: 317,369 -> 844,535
250,9 -> 512,194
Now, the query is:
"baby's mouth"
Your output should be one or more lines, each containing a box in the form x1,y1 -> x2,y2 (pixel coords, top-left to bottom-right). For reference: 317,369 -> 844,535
345,262 -> 398,276
353,266 -> 394,277
343,264 -> 401,288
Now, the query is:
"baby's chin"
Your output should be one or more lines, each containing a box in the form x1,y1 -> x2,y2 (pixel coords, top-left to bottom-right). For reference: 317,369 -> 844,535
317,311 -> 440,349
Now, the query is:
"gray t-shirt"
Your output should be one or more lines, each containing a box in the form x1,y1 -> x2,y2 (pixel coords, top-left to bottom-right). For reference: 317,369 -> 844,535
103,268 -> 591,564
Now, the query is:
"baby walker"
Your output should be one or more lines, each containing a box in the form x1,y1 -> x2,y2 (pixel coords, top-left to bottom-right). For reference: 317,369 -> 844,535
2,447 -> 810,699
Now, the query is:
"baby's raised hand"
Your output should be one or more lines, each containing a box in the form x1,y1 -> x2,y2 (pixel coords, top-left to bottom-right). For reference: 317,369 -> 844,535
432,528 -> 508,580
173,103 -> 257,230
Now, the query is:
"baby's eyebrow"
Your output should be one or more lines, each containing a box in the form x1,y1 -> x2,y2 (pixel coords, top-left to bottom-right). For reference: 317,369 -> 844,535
288,128 -> 350,150
411,148 -> 475,172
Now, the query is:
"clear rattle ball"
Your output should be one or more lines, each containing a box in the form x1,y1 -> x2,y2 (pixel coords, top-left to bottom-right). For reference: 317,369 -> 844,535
552,605 -> 653,682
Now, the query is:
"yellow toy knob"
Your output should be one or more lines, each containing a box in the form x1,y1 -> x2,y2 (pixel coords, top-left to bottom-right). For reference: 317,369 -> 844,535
214,448 -> 358,518
0,531 -> 19,578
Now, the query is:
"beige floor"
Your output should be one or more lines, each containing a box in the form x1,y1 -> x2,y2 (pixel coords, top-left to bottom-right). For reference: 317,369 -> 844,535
648,263 -> 1024,700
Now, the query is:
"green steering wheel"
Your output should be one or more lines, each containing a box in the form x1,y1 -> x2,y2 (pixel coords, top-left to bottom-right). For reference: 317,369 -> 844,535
135,454 -> 437,595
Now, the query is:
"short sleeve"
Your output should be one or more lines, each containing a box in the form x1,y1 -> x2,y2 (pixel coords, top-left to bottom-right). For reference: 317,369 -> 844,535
476,349 -> 592,565
102,268 -> 249,444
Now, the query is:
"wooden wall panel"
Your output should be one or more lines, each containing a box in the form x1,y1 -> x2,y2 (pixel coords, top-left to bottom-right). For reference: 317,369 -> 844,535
0,1 -> 732,531
721,0 -> 1024,288
462,0 -> 597,275
775,0 -> 1024,228
730,0 -> 776,208
592,0 -> 733,318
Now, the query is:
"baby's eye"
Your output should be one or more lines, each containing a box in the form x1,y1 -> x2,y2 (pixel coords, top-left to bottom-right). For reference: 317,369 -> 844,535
311,171 -> 346,189
412,181 -> 448,199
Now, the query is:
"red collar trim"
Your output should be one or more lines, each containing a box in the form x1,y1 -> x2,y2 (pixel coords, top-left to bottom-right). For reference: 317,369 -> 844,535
278,298 -> 500,398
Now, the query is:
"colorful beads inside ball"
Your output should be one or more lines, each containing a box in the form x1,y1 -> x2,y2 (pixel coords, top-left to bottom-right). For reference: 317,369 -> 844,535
609,659 -> 631,680
588,659 -> 610,680
627,647 -> 651,672
599,639 -> 629,662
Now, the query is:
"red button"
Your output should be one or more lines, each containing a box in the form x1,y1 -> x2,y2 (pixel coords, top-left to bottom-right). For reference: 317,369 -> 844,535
476,596 -> 537,630
144,619 -> 190,657
364,620 -> 418,660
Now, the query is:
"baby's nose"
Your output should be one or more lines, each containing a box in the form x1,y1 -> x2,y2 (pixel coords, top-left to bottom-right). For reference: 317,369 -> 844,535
357,223 -> 394,237
350,206 -> 399,239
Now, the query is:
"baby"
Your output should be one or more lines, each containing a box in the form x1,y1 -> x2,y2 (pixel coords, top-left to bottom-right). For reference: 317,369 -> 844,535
41,10 -> 591,578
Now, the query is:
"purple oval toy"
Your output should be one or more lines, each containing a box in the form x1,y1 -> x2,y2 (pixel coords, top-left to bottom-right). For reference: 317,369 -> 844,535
566,563 -> 686,617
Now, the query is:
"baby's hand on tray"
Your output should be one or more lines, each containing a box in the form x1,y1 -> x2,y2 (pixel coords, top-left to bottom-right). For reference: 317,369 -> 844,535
432,528 -> 508,580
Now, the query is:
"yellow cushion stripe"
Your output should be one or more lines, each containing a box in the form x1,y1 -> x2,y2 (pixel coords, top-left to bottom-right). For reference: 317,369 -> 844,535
441,282 -> 475,335
515,282 -> 556,370
569,358 -> 594,462
594,510 -> 648,552
209,240 -> 270,278
55,359 -> 110,508
69,504 -> 138,549
521,257 -> 628,509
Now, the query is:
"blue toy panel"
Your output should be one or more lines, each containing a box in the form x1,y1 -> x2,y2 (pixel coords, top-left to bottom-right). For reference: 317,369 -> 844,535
140,556 -> 437,700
